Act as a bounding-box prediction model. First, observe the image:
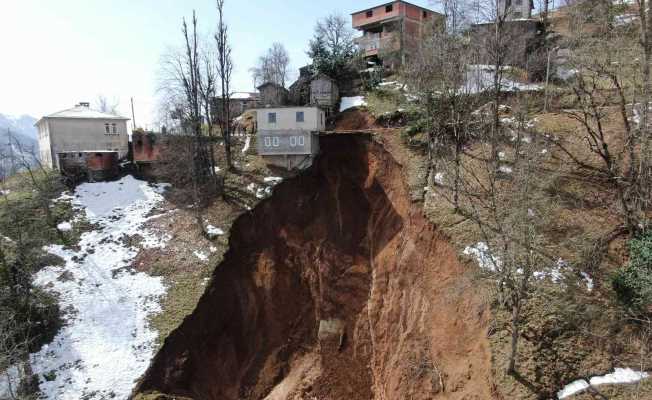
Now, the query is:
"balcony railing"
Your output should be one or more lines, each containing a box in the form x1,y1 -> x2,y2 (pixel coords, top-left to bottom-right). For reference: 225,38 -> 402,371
355,34 -> 399,55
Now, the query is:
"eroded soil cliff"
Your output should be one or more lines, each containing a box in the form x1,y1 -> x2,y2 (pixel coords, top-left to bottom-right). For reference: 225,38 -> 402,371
135,135 -> 495,400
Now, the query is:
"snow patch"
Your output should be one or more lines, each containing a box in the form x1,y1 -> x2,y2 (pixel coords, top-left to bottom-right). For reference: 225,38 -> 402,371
499,165 -> 513,174
434,172 -> 445,185
340,96 -> 367,112
206,224 -> 224,237
0,365 -> 21,399
57,222 -> 73,232
28,175 -> 170,400
558,368 -> 649,399
242,136 -> 251,154
264,176 -> 283,185
463,65 -> 543,94
463,242 -> 500,272
194,250 -> 209,262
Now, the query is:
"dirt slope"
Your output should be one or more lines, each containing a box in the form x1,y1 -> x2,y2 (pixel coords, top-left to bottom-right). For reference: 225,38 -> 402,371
134,135 -> 495,400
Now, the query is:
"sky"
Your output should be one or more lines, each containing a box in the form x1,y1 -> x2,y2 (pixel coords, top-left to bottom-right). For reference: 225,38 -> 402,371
0,0 -> 434,130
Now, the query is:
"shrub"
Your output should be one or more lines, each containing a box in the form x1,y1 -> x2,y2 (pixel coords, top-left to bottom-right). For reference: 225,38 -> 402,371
612,231 -> 652,315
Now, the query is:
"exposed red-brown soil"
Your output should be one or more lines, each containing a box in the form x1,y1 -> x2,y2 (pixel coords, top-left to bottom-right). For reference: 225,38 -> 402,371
333,109 -> 379,131
134,135 -> 495,400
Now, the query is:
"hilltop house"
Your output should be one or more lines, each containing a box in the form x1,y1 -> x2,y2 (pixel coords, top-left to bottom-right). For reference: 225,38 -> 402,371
352,1 -> 444,68
498,0 -> 535,20
258,82 -> 289,107
36,102 -> 130,171
256,106 -> 324,170
211,92 -> 259,122
310,74 -> 340,109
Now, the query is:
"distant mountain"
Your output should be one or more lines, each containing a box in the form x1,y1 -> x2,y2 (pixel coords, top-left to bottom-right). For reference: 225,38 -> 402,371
0,114 -> 38,145
0,114 -> 39,177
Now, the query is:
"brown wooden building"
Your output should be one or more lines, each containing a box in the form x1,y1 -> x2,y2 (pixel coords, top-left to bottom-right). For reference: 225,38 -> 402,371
257,82 -> 289,107
310,74 -> 339,109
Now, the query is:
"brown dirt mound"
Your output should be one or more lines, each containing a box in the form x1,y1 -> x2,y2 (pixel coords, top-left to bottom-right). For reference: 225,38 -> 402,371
334,109 -> 379,131
134,135 -> 494,400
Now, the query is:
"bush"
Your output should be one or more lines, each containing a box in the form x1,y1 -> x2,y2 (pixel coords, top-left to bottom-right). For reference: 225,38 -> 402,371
612,231 -> 652,314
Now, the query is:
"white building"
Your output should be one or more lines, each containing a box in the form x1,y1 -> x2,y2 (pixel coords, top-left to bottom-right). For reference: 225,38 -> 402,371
35,102 -> 130,169
255,106 -> 325,170
498,0 -> 534,20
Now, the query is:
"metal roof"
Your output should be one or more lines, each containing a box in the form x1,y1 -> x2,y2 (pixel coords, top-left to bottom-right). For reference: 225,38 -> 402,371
42,104 -> 129,120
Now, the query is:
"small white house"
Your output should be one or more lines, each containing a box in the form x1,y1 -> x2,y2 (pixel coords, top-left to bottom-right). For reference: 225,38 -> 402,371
255,106 -> 325,170
36,102 -> 130,169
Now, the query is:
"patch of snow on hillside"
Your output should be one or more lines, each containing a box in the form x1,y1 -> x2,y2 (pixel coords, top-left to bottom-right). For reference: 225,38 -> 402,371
463,65 -> 542,94
0,365 -> 21,399
206,224 -> 224,237
434,172 -> 445,185
57,222 -> 72,232
264,176 -> 283,185
29,175 -> 170,400
580,272 -> 594,291
557,379 -> 590,399
340,96 -> 367,112
242,136 -> 251,153
463,242 -> 500,272
590,368 -> 648,386
194,250 -> 209,262
558,368 -> 649,399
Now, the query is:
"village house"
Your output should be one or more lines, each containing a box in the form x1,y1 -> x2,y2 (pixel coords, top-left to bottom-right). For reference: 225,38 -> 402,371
257,82 -> 289,107
36,102 -> 130,171
211,92 -> 259,121
255,106 -> 324,170
498,0 -> 535,20
310,74 -> 340,110
351,1 -> 444,68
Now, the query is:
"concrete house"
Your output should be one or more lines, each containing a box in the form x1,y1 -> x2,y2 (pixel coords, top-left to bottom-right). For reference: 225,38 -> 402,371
36,102 -> 129,170
498,0 -> 535,20
310,74 -> 340,109
256,106 -> 325,170
352,1 -> 444,68
258,82 -> 289,107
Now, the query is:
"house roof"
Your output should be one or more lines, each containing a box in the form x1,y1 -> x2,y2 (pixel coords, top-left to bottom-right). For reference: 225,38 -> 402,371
257,82 -> 289,92
231,92 -> 259,100
41,104 -> 130,121
351,1 -> 440,16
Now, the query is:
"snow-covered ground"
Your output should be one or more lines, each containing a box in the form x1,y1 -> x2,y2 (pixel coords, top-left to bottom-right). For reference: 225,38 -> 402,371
558,368 -> 649,399
464,242 -> 594,290
340,96 -> 367,112
27,175 -> 171,400
463,65 -> 542,94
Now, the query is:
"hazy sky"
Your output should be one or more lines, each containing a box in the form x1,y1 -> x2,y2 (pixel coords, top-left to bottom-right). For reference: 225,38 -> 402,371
0,0 -> 434,129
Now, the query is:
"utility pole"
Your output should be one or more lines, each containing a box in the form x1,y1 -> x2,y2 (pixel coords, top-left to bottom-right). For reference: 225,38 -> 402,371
130,98 -> 137,166
130,97 -> 137,131
544,46 -> 559,113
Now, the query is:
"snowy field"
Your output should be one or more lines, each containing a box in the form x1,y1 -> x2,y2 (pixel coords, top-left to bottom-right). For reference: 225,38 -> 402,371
27,176 -> 171,400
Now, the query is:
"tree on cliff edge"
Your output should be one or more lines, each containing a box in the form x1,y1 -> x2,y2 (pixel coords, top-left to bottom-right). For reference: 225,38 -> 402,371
307,13 -> 357,81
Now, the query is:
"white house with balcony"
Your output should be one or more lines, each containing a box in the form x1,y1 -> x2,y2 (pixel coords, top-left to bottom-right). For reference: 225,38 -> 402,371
255,106 -> 325,170
35,102 -> 130,170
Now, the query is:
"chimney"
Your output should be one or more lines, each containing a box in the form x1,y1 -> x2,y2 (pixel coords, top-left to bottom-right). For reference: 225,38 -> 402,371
78,102 -> 90,108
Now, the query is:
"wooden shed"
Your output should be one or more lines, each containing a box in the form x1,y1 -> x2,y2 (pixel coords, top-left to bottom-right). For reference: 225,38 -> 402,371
258,82 -> 289,107
310,74 -> 339,108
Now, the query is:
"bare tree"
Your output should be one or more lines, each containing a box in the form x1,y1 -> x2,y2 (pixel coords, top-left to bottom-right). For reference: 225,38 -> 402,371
94,95 -> 119,115
215,0 -> 234,170
307,13 -> 357,80
250,43 -> 291,88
